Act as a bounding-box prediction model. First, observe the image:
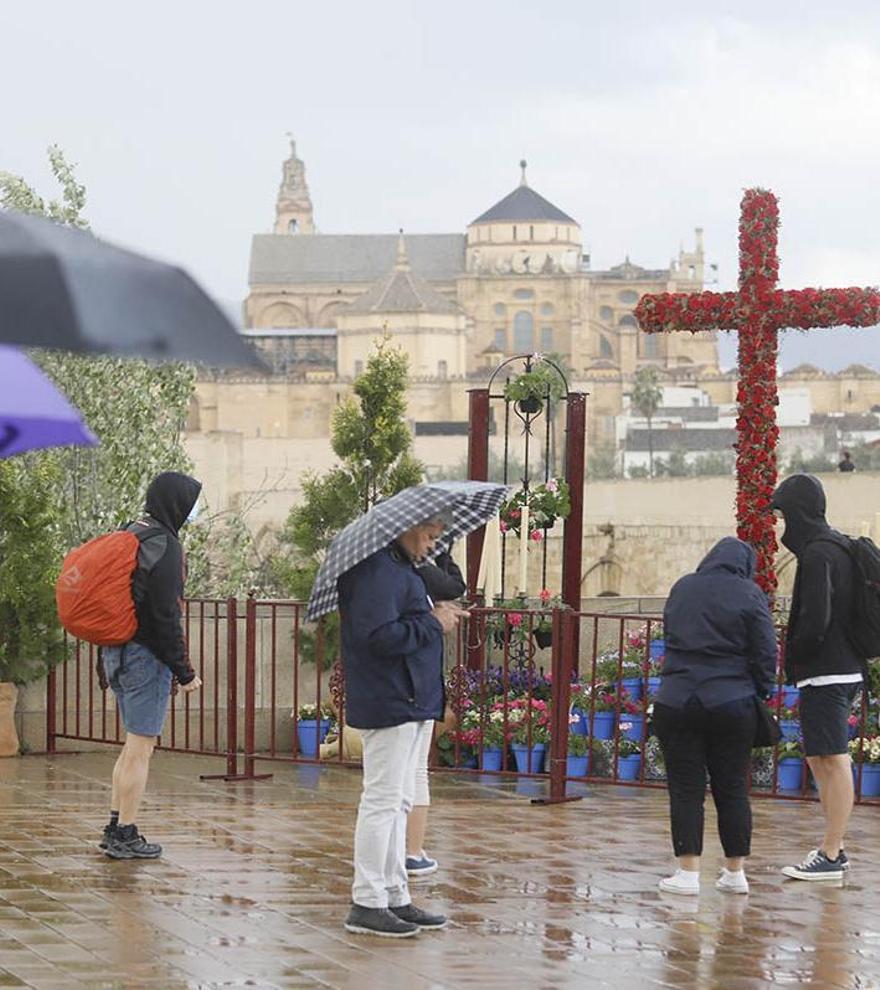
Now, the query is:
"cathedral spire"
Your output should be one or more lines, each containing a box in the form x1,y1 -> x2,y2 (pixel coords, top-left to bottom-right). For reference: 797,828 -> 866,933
274,136 -> 315,235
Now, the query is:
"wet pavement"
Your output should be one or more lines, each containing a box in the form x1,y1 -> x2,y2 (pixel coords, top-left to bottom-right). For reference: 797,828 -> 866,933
0,753 -> 878,989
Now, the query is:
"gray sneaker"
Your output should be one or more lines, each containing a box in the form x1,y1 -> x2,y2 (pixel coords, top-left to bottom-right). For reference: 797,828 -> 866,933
104,824 -> 162,860
390,903 -> 448,929
781,849 -> 845,881
344,904 -> 419,938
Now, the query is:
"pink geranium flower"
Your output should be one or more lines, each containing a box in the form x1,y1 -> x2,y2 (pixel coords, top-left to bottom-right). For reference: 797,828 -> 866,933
530,530 -> 544,542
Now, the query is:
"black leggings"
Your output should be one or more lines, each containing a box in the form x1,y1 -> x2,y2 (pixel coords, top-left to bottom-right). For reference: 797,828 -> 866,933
653,697 -> 757,858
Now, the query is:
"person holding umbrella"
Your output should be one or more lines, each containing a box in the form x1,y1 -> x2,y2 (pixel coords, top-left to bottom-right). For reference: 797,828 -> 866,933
307,480 -> 506,938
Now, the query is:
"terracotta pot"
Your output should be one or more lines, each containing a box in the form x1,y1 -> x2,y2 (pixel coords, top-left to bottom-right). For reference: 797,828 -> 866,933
0,683 -> 19,757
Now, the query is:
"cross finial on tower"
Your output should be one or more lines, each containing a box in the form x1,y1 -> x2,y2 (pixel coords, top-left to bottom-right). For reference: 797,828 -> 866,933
395,228 -> 410,271
519,159 -> 528,187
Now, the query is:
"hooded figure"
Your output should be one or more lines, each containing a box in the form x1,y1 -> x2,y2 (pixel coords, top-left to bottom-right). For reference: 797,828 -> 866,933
656,537 -> 778,708
770,473 -> 860,684
129,471 -> 202,684
651,537 -> 778,896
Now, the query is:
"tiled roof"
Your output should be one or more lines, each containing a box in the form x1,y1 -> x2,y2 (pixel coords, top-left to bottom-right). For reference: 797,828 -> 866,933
471,185 -> 577,225
249,233 -> 466,285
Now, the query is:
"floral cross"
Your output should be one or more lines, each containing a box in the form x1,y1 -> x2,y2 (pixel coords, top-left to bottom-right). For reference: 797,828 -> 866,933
635,189 -> 880,592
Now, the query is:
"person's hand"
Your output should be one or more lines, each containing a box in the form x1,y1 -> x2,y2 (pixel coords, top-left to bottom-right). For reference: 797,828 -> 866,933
180,675 -> 203,694
431,603 -> 469,634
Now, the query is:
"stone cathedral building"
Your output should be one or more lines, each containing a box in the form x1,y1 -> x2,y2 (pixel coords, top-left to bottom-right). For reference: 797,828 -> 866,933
243,140 -> 719,384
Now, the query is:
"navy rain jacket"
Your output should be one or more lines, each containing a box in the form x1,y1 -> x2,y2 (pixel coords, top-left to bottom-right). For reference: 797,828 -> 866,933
655,537 -> 778,709
338,544 -> 445,729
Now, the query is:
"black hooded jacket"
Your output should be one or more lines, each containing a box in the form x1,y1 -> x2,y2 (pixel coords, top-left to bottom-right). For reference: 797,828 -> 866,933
128,472 -> 201,683
770,474 -> 861,683
655,537 -> 778,708
416,551 -> 466,603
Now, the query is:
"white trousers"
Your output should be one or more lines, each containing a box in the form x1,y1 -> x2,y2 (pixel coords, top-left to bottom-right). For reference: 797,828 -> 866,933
352,719 -> 433,909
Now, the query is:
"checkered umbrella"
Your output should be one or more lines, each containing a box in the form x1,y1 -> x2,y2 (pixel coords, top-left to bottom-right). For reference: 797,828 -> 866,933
306,480 -> 508,621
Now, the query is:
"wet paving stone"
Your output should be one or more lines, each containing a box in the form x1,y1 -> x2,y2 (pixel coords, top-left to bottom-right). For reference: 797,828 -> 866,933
0,752 -> 878,987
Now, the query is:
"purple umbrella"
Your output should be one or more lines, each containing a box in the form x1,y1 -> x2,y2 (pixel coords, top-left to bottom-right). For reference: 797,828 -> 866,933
0,345 -> 98,457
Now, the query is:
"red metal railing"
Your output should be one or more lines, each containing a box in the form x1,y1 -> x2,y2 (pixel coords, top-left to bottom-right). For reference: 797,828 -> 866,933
45,598 -> 880,805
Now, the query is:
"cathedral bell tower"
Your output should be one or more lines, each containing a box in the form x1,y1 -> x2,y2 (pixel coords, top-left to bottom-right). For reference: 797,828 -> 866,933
274,137 -> 315,235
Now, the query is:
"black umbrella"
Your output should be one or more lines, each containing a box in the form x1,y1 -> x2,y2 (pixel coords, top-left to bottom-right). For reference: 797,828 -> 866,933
0,209 -> 264,369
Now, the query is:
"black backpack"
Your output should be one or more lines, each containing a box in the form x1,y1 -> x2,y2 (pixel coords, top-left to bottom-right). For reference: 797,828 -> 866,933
830,535 -> 880,660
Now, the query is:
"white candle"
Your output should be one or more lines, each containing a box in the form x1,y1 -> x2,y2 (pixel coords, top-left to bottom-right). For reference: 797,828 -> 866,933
518,503 -> 529,595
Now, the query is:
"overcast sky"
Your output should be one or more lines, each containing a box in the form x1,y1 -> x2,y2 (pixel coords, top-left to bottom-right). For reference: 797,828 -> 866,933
2,0 -> 879,371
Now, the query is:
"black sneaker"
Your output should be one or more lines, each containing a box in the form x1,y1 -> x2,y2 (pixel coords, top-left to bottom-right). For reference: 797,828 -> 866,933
344,904 -> 419,938
99,823 -> 116,850
390,903 -> 448,929
781,849 -> 845,881
104,824 -> 162,860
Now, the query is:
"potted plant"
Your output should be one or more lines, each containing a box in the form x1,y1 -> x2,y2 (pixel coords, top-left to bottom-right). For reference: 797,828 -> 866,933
294,702 -> 336,758
849,735 -> 880,797
778,697 -> 801,742
508,699 -> 551,773
480,708 -> 507,771
566,732 -> 594,777
776,739 -> 805,791
0,459 -> 65,757
499,479 -> 571,539
503,361 -> 566,414
581,687 -> 636,740
616,738 -> 643,781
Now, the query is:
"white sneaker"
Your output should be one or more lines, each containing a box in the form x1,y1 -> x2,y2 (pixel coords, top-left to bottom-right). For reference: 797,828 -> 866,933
658,869 -> 700,895
715,868 -> 749,894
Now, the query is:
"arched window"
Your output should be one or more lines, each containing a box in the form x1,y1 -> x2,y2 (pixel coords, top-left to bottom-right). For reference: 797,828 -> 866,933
642,334 -> 660,358
599,305 -> 614,322
618,315 -> 638,328
288,218 -> 298,234
599,335 -> 613,359
513,311 -> 534,352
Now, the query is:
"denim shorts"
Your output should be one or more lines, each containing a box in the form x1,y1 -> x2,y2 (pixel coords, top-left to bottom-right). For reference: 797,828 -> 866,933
102,641 -> 172,737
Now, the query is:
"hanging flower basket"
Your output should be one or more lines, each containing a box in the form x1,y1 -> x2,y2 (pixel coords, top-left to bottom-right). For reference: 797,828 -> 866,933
499,479 -> 571,539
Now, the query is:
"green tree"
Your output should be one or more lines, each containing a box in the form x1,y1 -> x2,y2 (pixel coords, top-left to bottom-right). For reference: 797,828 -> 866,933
631,367 -> 663,478
785,448 -> 836,474
692,451 -> 735,477
273,336 -> 423,664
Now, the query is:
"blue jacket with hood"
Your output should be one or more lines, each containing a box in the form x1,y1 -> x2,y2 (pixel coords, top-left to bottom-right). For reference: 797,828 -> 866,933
654,537 -> 778,709
338,544 -> 445,729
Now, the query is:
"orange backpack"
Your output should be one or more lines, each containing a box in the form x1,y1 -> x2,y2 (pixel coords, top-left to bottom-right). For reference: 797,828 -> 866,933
56,531 -> 141,646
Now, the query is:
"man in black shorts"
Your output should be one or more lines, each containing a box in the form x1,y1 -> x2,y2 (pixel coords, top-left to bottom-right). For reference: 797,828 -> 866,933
771,474 -> 862,881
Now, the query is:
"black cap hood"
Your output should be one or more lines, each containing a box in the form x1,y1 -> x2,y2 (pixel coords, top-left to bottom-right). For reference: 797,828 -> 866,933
696,536 -> 756,579
770,473 -> 829,555
145,471 -> 202,534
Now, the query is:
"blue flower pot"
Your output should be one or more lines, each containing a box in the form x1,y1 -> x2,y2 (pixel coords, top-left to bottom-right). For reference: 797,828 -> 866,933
649,639 -> 665,660
619,713 -> 645,742
618,677 -> 643,702
617,754 -> 642,781
779,719 -> 800,742
569,707 -> 587,736
586,711 -> 615,740
511,743 -> 545,774
854,764 -> 880,797
296,718 -> 332,758
566,753 -> 590,777
481,747 -> 504,771
782,686 -> 800,708
460,755 -> 478,769
646,676 -> 662,696
776,757 -> 804,791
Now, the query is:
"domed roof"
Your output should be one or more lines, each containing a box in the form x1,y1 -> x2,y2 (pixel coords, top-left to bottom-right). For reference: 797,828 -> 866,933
471,161 -> 577,226
344,233 -> 460,316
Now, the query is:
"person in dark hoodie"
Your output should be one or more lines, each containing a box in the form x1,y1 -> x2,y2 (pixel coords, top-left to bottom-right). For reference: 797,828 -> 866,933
771,473 -> 862,881
100,471 -> 203,860
652,537 -> 777,896
406,546 -> 467,879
